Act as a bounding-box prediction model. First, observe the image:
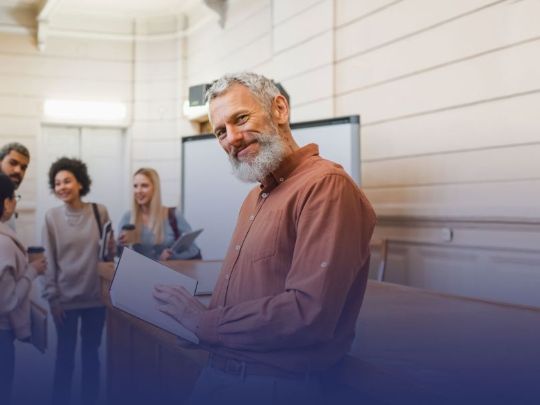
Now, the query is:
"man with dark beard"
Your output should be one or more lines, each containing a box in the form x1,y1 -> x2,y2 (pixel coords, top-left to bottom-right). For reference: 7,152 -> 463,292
0,143 -> 30,230
0,143 -> 30,191
154,72 -> 376,404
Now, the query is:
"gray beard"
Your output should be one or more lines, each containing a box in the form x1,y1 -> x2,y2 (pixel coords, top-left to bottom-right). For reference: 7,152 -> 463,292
228,133 -> 287,183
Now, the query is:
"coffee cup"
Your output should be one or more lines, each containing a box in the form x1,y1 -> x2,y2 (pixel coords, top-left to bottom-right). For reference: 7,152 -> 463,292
27,246 -> 45,262
121,224 -> 136,245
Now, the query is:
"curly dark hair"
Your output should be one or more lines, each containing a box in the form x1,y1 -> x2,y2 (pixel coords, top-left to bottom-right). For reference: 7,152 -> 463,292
48,157 -> 92,197
0,173 -> 15,217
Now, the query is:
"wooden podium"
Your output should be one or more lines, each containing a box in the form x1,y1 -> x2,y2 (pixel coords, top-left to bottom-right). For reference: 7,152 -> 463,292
99,260 -> 540,404
98,260 -> 220,404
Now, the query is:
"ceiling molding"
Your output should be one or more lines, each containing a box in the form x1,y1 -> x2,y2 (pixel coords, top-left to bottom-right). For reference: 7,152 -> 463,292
0,23 -> 35,34
203,0 -> 226,28
42,12 -> 216,42
0,2 -> 38,34
36,0 -> 63,51
37,0 -> 63,21
1,0 -> 222,48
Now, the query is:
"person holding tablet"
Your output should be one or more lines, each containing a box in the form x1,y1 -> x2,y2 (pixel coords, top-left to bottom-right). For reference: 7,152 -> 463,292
117,167 -> 201,261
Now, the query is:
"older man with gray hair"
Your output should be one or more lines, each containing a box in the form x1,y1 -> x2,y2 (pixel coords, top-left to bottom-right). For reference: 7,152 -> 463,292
154,72 -> 376,404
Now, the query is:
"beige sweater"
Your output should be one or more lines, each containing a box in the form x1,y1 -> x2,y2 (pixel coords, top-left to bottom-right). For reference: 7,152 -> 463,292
42,202 -> 109,310
0,222 -> 37,337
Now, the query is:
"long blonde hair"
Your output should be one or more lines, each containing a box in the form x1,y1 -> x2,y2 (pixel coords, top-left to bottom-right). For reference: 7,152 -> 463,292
131,168 -> 167,244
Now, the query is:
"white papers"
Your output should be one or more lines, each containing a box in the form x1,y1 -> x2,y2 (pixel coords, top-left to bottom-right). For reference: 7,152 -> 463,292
98,220 -> 113,261
193,262 -> 221,296
170,228 -> 203,253
110,248 -> 199,343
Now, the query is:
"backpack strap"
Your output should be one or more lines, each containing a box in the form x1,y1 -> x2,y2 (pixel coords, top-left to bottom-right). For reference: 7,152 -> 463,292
168,207 -> 180,240
92,203 -> 103,238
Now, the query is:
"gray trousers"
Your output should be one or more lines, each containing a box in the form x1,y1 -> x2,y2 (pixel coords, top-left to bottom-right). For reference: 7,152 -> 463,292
188,365 -> 325,405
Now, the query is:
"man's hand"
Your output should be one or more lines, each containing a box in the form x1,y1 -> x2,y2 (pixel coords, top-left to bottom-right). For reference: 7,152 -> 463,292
153,284 -> 207,332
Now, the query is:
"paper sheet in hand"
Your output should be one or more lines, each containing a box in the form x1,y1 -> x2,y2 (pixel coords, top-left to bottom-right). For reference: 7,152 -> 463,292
170,229 -> 203,253
193,262 -> 221,296
98,221 -> 112,261
110,248 -> 199,343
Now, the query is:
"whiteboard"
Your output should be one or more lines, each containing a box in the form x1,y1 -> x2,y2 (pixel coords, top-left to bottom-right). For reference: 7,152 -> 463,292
181,115 -> 360,260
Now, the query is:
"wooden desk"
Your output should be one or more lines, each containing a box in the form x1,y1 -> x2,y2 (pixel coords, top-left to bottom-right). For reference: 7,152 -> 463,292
343,282 -> 540,404
99,262 -> 540,404
98,260 -> 220,404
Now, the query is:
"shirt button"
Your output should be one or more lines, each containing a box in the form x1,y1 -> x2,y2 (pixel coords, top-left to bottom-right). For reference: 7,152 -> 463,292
321,261 -> 328,268
235,244 -> 241,251
261,192 -> 268,198
224,274 -> 230,280
249,215 -> 255,221
279,177 -> 284,182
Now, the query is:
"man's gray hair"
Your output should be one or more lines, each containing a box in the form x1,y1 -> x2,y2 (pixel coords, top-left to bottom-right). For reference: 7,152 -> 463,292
205,72 -> 282,116
0,142 -> 30,161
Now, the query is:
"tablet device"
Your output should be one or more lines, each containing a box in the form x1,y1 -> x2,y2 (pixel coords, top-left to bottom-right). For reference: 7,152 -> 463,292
170,229 -> 203,253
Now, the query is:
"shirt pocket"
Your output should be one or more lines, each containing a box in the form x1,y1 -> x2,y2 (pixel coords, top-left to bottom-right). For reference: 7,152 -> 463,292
249,209 -> 283,263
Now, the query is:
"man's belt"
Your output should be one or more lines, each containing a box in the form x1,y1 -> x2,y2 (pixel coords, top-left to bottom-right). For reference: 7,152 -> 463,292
207,353 -> 315,380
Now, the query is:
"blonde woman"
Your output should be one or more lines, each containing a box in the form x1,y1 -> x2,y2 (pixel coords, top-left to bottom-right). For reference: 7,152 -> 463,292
118,168 -> 201,260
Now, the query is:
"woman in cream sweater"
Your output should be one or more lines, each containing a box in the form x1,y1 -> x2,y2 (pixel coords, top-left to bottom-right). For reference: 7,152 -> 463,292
42,157 -> 114,405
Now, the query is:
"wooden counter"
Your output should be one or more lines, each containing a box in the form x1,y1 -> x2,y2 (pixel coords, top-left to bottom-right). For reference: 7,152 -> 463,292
98,260 -> 220,404
99,261 -> 540,404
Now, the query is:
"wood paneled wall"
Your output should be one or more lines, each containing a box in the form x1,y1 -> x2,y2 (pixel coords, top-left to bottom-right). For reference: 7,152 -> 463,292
186,0 -> 540,220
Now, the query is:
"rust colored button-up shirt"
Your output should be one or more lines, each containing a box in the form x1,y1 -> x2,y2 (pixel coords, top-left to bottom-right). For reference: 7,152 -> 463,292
197,144 -> 376,372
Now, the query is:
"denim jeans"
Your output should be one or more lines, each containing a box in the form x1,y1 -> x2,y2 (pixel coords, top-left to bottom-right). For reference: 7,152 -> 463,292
0,329 -> 15,405
52,307 -> 106,405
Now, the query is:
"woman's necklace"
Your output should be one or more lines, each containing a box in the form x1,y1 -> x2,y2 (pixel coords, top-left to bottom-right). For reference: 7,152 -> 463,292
64,203 -> 86,226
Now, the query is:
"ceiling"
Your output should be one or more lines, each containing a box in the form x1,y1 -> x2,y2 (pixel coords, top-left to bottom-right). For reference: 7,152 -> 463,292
0,0 -> 224,47
0,0 -> 41,7
43,0 -> 199,18
0,0 -> 200,18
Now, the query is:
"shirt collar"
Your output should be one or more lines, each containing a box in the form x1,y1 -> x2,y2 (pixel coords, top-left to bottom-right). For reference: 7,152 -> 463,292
260,143 -> 319,192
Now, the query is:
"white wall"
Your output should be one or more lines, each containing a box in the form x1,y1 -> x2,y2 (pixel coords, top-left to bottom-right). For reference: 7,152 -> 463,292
187,0 -> 540,218
335,0 -> 540,219
185,0 -> 540,219
131,15 -> 197,208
